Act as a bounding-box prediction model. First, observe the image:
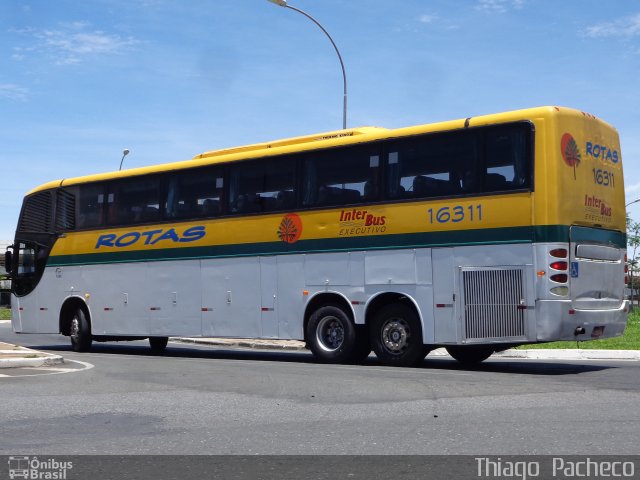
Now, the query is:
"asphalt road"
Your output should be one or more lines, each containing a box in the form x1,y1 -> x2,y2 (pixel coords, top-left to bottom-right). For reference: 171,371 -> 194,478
1,322 -> 639,455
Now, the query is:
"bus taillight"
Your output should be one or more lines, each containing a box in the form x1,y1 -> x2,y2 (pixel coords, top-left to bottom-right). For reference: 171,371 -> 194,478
549,261 -> 568,271
550,248 -> 568,258
549,247 -> 569,296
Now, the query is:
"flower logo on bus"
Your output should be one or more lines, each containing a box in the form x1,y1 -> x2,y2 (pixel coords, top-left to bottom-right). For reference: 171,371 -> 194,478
277,213 -> 302,244
561,133 -> 581,180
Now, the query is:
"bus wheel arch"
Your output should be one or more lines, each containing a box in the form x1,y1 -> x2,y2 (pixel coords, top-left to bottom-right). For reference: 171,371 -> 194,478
366,293 -> 428,367
60,297 -> 93,352
303,292 -> 368,363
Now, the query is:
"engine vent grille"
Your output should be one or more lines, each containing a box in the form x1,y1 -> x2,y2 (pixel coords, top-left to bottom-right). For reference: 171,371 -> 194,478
462,267 -> 526,340
55,189 -> 76,231
18,191 -> 52,233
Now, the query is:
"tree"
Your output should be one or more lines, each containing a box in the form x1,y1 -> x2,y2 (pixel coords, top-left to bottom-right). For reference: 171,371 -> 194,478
626,214 -> 640,307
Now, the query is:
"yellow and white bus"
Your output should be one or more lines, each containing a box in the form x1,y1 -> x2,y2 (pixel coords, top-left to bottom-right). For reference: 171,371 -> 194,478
5,106 -> 629,365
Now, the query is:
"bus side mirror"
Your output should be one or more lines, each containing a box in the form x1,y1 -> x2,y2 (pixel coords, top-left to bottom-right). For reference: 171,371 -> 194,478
4,248 -> 12,274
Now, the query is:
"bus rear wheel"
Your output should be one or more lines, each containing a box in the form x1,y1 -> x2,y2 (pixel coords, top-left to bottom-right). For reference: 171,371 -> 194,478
446,345 -> 494,365
69,307 -> 92,352
149,336 -> 169,353
370,303 -> 425,367
306,305 -> 357,364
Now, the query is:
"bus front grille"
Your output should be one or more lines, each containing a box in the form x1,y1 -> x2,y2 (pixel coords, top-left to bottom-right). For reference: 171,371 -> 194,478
462,267 -> 526,340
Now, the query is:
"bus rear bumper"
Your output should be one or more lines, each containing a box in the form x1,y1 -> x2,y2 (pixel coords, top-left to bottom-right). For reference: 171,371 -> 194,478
535,299 -> 629,342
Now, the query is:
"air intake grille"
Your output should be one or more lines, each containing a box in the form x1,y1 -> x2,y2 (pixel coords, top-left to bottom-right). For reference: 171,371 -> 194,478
462,267 -> 526,340
55,189 -> 76,231
18,191 -> 52,232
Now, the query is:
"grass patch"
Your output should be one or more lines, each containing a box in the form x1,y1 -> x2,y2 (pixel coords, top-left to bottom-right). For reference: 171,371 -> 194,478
0,308 -> 10,321
519,309 -> 640,350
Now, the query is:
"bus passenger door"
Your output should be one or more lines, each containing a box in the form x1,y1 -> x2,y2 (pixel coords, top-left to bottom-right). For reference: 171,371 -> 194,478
432,248 -> 459,343
260,257 -> 278,338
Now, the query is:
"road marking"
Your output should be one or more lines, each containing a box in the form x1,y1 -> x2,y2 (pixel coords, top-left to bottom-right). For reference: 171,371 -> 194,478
0,359 -> 94,378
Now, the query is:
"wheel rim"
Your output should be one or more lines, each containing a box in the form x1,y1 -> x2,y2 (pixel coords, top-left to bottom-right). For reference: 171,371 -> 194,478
316,315 -> 345,352
70,316 -> 80,343
381,318 -> 410,355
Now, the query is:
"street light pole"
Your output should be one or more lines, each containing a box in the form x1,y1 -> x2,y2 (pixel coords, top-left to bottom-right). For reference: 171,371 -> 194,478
267,0 -> 348,130
119,149 -> 130,171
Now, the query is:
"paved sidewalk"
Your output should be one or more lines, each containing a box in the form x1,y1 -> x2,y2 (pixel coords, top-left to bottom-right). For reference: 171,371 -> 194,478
0,341 -> 64,369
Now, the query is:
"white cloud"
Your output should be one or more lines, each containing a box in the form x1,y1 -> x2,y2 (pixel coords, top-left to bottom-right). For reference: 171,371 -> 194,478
626,181 -> 640,200
0,84 -> 30,102
475,0 -> 525,14
584,13 -> 640,38
419,14 -> 438,25
11,22 -> 139,65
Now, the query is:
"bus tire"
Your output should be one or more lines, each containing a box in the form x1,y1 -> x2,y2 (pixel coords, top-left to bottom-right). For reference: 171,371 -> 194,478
149,336 -> 169,353
350,325 -> 372,364
370,303 -> 425,367
446,345 -> 494,365
69,306 -> 92,352
306,304 -> 357,364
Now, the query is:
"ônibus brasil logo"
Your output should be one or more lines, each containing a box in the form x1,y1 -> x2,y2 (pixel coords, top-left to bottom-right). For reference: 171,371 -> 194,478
561,132 -> 581,180
277,213 -> 302,244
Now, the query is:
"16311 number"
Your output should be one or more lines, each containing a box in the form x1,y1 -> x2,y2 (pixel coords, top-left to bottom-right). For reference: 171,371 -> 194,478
427,205 -> 482,224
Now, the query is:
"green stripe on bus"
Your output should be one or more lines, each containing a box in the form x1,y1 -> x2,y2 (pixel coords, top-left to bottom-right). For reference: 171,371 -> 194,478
46,225 -> 625,267
569,225 -> 626,246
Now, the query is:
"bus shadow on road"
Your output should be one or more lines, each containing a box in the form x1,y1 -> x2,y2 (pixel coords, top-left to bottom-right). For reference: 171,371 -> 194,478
28,341 -> 616,377
419,356 -> 615,376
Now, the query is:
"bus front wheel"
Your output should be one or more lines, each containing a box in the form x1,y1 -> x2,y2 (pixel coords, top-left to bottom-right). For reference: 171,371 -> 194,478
306,305 -> 357,364
370,303 -> 425,367
69,307 -> 92,352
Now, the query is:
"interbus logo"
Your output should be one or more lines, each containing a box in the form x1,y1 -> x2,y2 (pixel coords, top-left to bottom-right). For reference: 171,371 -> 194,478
560,133 -> 581,180
277,213 -> 302,244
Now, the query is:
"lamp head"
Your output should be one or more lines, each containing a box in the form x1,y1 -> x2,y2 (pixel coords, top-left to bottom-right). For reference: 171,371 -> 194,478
268,0 -> 288,6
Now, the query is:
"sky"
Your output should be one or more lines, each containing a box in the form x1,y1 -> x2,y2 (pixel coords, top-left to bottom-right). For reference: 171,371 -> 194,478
1,0 -> 639,241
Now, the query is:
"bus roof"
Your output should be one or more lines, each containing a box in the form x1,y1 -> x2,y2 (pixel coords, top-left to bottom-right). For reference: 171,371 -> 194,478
26,106 -> 615,195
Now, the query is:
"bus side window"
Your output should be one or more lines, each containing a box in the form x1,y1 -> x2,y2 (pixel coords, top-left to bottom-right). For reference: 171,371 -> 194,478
107,177 -> 161,226
385,132 -> 477,200
165,168 -> 224,219
228,157 -> 295,214
302,146 -> 379,208
484,124 -> 531,192
77,184 -> 106,229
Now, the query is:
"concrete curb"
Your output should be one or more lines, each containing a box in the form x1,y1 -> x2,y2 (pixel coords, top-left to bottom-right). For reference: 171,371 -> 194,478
495,348 -> 640,361
0,354 -> 64,369
172,338 -> 640,361
0,342 -> 64,369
